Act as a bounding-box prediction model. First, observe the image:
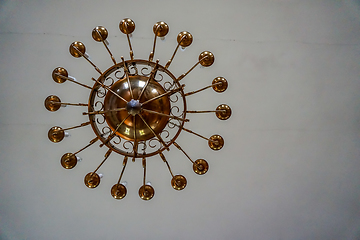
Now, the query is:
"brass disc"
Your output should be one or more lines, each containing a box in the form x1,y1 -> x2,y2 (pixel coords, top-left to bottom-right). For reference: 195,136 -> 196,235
177,31 -> 193,47
60,153 -> 77,169
92,26 -> 108,42
44,95 -> 61,112
193,159 -> 209,175
69,41 -> 86,58
153,21 -> 169,37
104,75 -> 171,141
199,51 -> 214,67
212,77 -> 228,93
48,126 -> 65,143
208,134 -> 224,150
84,172 -> 101,188
119,18 -> 135,34
52,67 -> 68,84
138,185 -> 155,200
171,175 -> 187,190
111,184 -> 127,200
216,104 -> 231,120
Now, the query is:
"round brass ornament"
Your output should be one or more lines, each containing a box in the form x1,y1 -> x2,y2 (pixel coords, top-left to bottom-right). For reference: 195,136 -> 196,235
48,126 -> 65,143
193,159 -> 209,175
139,185 -> 155,200
119,18 -> 135,34
69,41 -> 86,58
44,95 -> 61,112
199,51 -> 214,67
111,184 -> 127,199
171,175 -> 187,190
208,134 -> 224,150
52,67 -> 68,84
103,75 -> 171,141
92,26 -> 108,42
216,104 -> 232,120
84,172 -> 101,188
153,21 -> 169,37
177,31 -> 193,47
212,77 -> 228,93
61,153 -> 77,169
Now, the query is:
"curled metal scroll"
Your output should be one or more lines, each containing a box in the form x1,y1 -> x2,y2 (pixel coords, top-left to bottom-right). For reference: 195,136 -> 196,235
123,140 -> 134,151
114,69 -> 125,79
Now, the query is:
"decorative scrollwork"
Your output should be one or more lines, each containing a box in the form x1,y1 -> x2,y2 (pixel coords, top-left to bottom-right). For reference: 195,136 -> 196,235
148,138 -> 161,149
164,81 -> 175,91
129,64 -> 138,75
115,69 -> 125,79
104,76 -> 115,87
140,67 -> 150,76
123,140 -> 134,151
154,73 -> 163,82
96,88 -> 106,98
169,94 -> 179,103
170,106 -> 181,116
96,114 -> 106,124
112,135 -> 121,145
94,101 -> 104,111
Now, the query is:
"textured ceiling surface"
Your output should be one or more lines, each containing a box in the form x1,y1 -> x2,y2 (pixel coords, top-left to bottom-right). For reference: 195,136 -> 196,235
1,0 -> 360,239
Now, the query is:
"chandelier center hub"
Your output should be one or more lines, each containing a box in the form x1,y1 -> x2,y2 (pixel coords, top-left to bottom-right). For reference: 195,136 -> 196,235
126,99 -> 141,116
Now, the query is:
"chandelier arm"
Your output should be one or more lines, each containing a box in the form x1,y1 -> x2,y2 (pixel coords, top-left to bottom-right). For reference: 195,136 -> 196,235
177,55 -> 209,81
149,29 -> 158,62
184,82 -> 223,96
73,136 -> 100,155
142,157 -> 146,186
90,149 -> 112,178
138,113 -> 169,151
50,101 -> 88,107
173,142 -> 194,163
137,60 -> 159,100
83,108 -> 126,116
95,28 -> 117,64
159,152 -> 174,177
169,122 -> 216,143
165,35 -> 187,69
142,109 -> 189,122
116,156 -> 128,185
121,57 -> 134,99
133,116 -> 138,161
91,78 -> 128,103
71,44 -> 102,74
100,114 -> 131,147
186,110 -> 226,114
54,73 -> 92,89
141,84 -> 185,106
60,121 -> 91,131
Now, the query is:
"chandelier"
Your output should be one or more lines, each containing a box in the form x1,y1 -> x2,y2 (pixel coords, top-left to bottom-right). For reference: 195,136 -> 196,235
44,19 -> 231,200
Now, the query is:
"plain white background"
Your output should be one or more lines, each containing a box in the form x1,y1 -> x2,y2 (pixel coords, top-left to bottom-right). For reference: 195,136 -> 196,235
0,0 -> 360,239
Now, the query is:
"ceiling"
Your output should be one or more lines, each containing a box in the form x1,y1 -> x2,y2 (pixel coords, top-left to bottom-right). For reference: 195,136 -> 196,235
1,0 -> 360,239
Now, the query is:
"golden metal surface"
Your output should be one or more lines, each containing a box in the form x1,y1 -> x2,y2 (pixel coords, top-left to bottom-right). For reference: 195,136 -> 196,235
212,77 -> 228,92
216,104 -> 231,120
84,172 -> 101,188
199,51 -> 214,67
44,95 -> 61,112
119,18 -> 135,34
92,26 -> 108,42
171,175 -> 187,190
193,159 -> 209,175
61,153 -> 77,169
177,31 -> 193,47
153,21 -> 169,37
138,185 -> 155,200
52,67 -> 68,83
104,75 -> 171,141
69,41 -> 85,58
208,134 -> 224,150
111,184 -> 127,199
48,126 -> 65,143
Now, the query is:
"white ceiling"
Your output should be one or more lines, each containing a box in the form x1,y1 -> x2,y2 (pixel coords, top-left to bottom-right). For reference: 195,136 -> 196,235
1,0 -> 360,239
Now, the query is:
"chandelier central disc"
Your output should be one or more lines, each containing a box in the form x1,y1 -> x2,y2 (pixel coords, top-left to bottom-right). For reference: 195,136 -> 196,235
103,74 -> 171,141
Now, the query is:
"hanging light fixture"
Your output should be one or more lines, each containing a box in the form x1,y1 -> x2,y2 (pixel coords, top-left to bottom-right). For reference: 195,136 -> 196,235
45,18 -> 231,200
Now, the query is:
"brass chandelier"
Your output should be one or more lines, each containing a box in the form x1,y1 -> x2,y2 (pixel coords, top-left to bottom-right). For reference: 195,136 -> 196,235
45,19 -> 231,200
